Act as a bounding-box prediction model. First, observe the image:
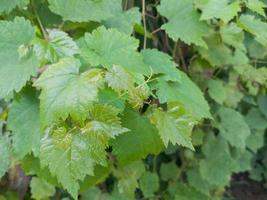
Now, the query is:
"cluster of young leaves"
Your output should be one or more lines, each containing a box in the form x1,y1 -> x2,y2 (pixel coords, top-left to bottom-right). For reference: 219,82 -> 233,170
0,0 -> 266,200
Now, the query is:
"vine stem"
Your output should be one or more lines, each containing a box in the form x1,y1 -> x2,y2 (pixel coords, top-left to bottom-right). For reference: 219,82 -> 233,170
142,0 -> 147,49
31,0 -> 48,40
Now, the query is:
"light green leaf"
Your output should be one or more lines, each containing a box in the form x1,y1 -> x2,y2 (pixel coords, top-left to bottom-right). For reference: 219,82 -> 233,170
104,3 -> 141,34
48,0 -> 113,22
0,135 -> 11,178
139,172 -> 159,198
149,102 -> 195,149
141,48 -> 180,82
198,34 -> 234,67
199,135 -> 238,186
0,0 -> 28,14
207,79 -> 226,104
80,26 -> 149,75
157,0 -> 208,47
34,58 -> 103,128
201,0 -> 240,23
105,65 -> 134,93
82,104 -> 129,138
7,87 -> 41,159
0,17 -> 38,98
221,23 -> 245,51
112,107 -> 164,166
156,72 -> 211,120
114,161 -> 145,199
40,127 -> 108,198
20,155 -> 58,186
217,107 -> 251,149
247,0 -> 266,17
34,29 -> 79,63
238,15 -> 267,47
30,177 -> 55,200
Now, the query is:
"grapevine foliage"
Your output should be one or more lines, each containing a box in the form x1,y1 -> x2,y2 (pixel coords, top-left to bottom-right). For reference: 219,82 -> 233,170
0,0 -> 267,200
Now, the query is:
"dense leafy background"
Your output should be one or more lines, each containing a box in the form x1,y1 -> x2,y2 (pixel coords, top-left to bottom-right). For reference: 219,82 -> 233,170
0,0 -> 267,199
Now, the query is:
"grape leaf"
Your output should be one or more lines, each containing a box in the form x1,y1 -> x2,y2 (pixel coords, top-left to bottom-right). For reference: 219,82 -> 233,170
34,58 -> 103,128
0,17 -> 38,98
30,177 -> 55,200
201,0 -> 240,23
141,48 -> 181,82
105,65 -> 135,93
245,108 -> 267,130
220,23 -> 245,51
0,135 -> 11,178
48,0 -> 113,22
246,130 -> 265,153
34,29 -> 79,63
82,104 -> 129,138
187,169 -> 211,196
217,107 -> 251,149
104,2 -> 141,34
199,135 -> 238,186
40,127 -> 108,198
112,107 -> 164,166
114,161 -> 145,199
247,0 -> 266,17
198,34 -> 234,67
0,0 -> 28,14
7,87 -> 41,159
238,15 -> 267,47
160,162 -> 180,181
79,165 -> 110,192
139,172 -> 159,198
157,0 -> 208,47
207,79 -> 226,104
169,183 -> 208,200
98,87 -> 126,111
80,26 -> 149,75
149,102 -> 195,150
156,72 -> 211,120
258,95 -> 267,118
20,155 -> 58,186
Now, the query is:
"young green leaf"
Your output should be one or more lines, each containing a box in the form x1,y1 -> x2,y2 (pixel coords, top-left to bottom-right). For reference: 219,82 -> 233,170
40,127 -> 108,198
149,102 -> 195,150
